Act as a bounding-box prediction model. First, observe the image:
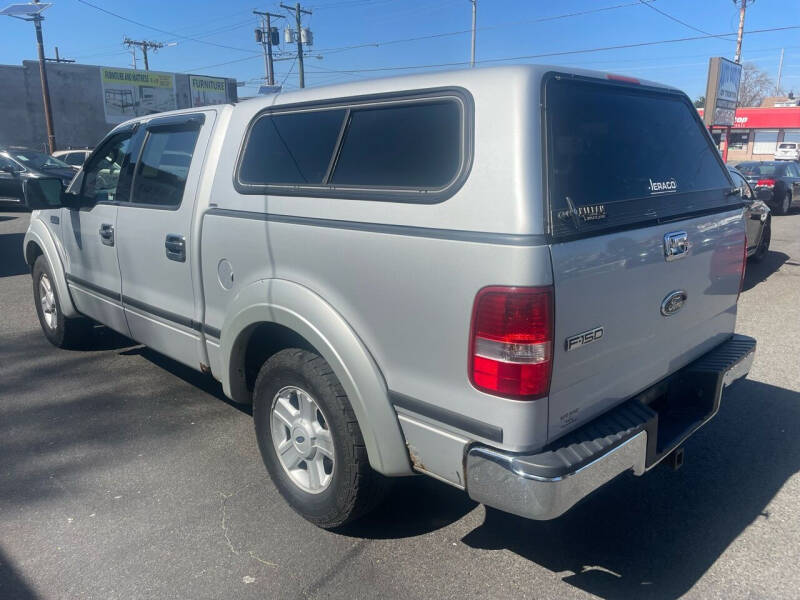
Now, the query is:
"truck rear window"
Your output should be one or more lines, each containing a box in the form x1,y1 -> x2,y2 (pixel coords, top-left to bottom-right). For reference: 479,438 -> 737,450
545,75 -> 735,238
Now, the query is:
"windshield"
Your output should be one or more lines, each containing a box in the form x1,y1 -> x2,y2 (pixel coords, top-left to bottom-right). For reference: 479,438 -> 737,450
12,151 -> 70,171
737,163 -> 785,177
778,143 -> 797,149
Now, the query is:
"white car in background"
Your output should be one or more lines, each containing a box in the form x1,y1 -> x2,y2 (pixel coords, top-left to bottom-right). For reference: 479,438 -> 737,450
52,149 -> 92,171
774,142 -> 800,161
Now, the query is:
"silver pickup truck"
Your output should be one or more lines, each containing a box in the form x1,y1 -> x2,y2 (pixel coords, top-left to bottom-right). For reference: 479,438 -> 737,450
22,65 -> 756,528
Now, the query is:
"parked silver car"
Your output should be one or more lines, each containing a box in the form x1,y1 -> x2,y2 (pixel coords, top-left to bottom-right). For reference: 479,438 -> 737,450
22,65 -> 755,528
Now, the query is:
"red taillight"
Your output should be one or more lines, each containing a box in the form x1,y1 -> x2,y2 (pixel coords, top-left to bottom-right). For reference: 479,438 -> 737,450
757,178 -> 776,187
469,286 -> 554,400
606,73 -> 640,85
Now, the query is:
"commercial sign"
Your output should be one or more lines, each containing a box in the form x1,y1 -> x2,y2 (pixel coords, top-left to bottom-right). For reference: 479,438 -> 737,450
699,107 -> 800,129
702,57 -> 742,127
100,67 -> 176,124
189,75 -> 229,107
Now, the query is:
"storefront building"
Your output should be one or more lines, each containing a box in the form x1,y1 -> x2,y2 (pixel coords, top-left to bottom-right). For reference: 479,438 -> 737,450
698,106 -> 800,163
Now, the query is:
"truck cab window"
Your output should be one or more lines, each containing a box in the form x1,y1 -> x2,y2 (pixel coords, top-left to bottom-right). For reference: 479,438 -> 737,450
82,134 -> 133,203
131,128 -> 200,208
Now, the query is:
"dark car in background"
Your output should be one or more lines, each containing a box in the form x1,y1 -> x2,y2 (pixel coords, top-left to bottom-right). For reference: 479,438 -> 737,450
0,149 -> 76,208
736,160 -> 800,215
729,166 -> 771,261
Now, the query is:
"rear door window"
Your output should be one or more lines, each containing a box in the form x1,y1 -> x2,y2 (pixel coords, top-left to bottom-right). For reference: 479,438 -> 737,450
545,75 -> 735,238
131,127 -> 200,208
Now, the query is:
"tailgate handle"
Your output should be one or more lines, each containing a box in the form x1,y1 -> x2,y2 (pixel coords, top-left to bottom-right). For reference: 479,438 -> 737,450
664,231 -> 689,262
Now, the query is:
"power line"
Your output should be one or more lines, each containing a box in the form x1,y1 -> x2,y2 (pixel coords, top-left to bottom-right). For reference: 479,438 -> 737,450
74,0 -> 259,54
311,0 -> 650,56
296,24 -> 800,75
637,0 -> 736,42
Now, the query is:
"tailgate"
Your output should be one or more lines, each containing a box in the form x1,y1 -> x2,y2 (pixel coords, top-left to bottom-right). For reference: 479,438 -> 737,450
547,210 -> 743,439
542,72 -> 745,442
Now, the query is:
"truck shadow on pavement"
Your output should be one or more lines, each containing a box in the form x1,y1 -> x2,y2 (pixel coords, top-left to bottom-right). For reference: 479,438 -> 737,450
0,546 -> 38,600
460,379 -> 800,600
743,251 -> 788,291
0,232 -> 28,278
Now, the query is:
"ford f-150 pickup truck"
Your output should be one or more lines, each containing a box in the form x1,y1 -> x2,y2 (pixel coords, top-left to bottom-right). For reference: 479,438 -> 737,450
22,65 -> 756,528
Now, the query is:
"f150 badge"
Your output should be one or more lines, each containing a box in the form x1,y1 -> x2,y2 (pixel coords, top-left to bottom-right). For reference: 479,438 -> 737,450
565,326 -> 604,351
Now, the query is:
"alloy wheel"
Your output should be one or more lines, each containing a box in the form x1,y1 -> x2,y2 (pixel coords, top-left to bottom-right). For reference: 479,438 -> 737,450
270,385 -> 335,494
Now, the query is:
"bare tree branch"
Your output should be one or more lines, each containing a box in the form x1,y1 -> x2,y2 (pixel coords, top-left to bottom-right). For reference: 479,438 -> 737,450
737,63 -> 774,107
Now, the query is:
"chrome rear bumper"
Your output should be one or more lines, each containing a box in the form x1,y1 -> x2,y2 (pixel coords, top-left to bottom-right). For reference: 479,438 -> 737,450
465,334 -> 756,521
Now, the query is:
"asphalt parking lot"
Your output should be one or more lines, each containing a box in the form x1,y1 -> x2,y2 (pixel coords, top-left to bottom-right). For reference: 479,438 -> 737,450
1,208 -> 798,600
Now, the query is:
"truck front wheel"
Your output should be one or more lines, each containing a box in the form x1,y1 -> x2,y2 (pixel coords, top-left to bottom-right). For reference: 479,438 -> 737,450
252,348 -> 386,528
32,255 -> 92,349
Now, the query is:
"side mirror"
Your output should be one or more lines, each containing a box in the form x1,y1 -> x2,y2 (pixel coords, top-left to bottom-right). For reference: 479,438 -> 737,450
23,177 -> 64,210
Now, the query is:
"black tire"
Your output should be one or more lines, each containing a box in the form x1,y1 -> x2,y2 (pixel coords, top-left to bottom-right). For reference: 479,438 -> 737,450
253,348 -> 386,528
777,190 -> 792,215
751,220 -> 771,262
32,255 -> 92,349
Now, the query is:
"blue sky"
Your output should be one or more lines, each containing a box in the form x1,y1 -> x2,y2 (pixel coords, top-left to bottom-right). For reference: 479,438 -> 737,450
2,0 -> 800,99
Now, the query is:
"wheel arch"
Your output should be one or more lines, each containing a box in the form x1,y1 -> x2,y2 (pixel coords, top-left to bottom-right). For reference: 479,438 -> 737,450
218,278 -> 412,476
23,221 -> 78,318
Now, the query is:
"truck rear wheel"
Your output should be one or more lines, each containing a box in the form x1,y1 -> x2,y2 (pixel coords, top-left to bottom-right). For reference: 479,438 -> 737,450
32,255 -> 92,349
252,348 -> 386,528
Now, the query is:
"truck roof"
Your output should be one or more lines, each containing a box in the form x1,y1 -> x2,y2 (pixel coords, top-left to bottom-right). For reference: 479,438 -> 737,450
236,63 -> 680,109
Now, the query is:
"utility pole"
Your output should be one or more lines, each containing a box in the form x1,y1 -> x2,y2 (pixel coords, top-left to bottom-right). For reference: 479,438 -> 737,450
281,2 -> 312,88
124,38 -> 170,71
254,10 -> 284,86
776,48 -> 785,95
733,0 -> 751,64
470,0 -> 476,67
46,47 -> 75,63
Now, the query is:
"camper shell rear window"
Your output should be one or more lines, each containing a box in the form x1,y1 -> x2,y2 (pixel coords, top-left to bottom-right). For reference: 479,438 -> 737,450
544,73 -> 738,239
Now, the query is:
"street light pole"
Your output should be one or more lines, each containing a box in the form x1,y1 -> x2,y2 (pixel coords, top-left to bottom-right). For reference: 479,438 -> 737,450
470,0 -> 476,67
733,0 -> 750,64
33,13 -> 56,153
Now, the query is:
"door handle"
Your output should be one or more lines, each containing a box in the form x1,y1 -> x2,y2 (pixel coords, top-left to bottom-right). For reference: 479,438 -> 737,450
99,223 -> 114,246
165,234 -> 186,262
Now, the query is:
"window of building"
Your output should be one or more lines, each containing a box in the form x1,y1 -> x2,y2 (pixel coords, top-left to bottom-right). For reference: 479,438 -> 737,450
783,129 -> 800,144
131,128 -> 200,208
752,130 -> 779,155
728,130 -> 749,150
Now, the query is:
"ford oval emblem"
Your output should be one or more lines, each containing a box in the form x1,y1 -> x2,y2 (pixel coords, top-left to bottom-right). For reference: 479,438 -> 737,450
661,290 -> 687,316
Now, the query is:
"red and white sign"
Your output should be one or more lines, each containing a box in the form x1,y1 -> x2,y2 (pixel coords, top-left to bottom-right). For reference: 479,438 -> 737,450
699,107 -> 800,129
